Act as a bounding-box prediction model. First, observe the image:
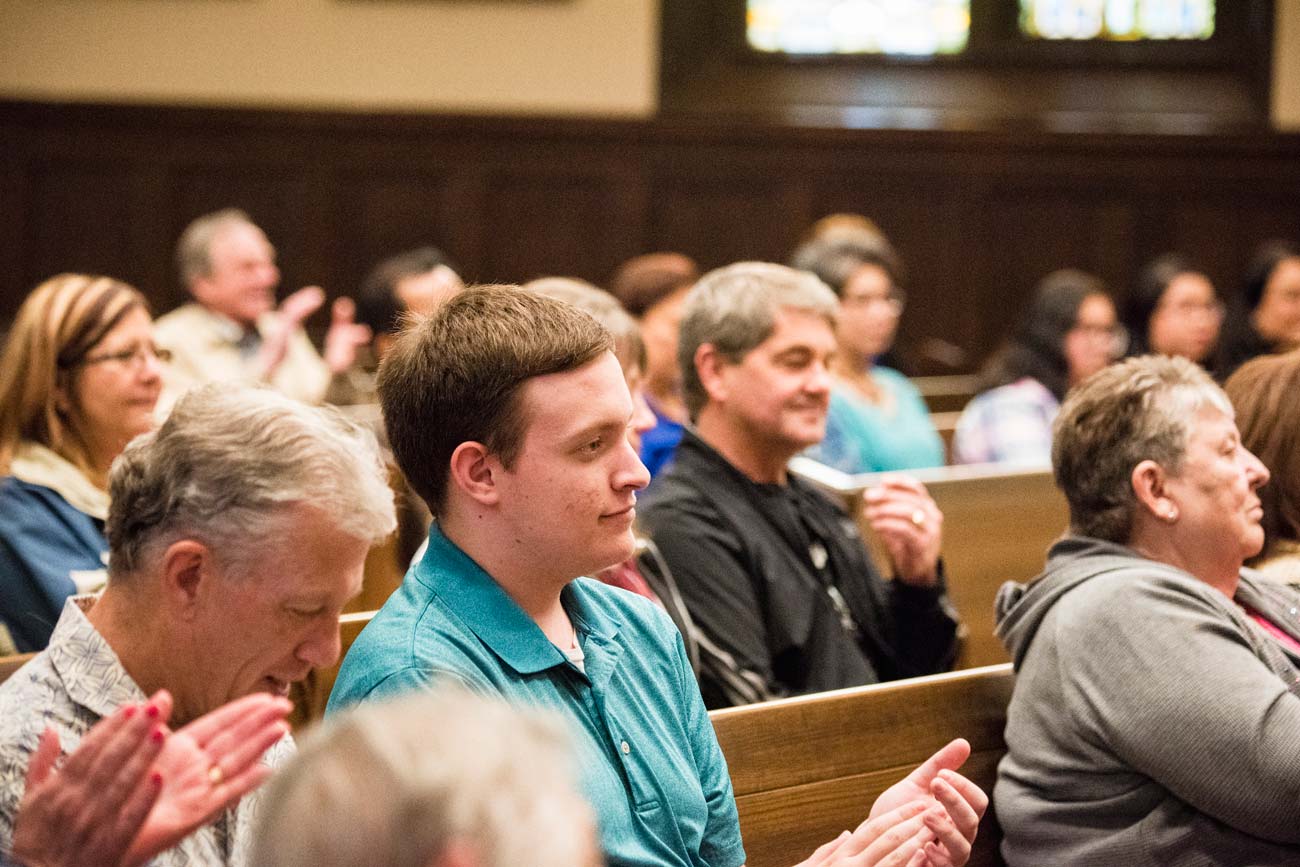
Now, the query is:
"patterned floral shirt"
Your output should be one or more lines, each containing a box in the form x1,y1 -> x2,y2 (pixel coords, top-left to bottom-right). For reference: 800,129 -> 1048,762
0,598 -> 294,866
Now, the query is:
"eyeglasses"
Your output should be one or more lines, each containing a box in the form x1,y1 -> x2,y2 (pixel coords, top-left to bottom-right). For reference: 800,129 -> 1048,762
1156,299 -> 1225,319
841,292 -> 906,316
1071,323 -> 1129,357
78,343 -> 173,369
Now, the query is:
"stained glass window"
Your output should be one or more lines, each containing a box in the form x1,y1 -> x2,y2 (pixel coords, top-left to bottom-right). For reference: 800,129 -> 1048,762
746,0 -> 971,56
1019,0 -> 1215,40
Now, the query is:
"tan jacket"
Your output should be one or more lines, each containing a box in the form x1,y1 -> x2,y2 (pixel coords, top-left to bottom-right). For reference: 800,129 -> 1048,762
154,303 -> 330,408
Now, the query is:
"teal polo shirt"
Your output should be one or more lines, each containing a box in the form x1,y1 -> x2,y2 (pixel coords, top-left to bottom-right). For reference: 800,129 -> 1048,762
327,525 -> 746,867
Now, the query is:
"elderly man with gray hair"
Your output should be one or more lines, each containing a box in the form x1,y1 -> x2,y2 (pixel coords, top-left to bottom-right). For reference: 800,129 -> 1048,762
639,262 -> 959,709
0,383 -> 396,866
156,209 -> 370,408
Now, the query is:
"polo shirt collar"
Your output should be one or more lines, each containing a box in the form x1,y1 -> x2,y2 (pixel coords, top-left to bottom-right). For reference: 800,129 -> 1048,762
416,525 -> 621,677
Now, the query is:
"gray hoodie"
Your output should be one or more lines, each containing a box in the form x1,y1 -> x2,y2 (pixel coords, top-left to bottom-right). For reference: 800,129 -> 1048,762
994,536 -> 1300,867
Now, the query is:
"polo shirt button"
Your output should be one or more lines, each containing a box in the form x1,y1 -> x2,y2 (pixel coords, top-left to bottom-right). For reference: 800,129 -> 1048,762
621,740 -> 631,755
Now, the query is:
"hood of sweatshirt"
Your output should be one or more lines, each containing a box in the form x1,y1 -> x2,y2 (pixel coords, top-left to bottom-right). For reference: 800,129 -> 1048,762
994,536 -> 1154,669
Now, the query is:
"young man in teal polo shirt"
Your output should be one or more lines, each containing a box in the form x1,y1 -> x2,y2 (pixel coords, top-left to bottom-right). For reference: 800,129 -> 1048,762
328,285 -> 986,867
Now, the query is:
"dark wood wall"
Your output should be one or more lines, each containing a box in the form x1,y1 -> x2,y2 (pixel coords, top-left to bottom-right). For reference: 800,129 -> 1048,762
3,100 -> 1300,373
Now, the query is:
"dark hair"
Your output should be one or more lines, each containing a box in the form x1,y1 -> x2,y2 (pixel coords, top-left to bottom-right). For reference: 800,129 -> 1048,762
979,269 -> 1109,402
1224,349 -> 1300,563
608,253 -> 699,318
789,234 -> 903,298
1215,240 -> 1300,380
1122,253 -> 1204,356
355,247 -> 458,336
377,285 -> 612,516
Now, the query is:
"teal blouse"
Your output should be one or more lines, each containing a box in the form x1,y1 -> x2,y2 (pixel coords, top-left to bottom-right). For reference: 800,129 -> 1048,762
806,366 -> 944,474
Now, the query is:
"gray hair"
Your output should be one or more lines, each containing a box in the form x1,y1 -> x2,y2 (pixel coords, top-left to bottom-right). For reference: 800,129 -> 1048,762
250,688 -> 595,867
175,208 -> 258,288
678,261 -> 838,420
1052,354 -> 1232,543
106,383 -> 395,579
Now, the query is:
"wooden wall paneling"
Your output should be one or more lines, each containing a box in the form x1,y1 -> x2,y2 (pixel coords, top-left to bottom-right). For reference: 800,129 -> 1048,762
0,144 -> 29,325
648,171 -> 808,271
328,171 -> 452,296
125,164 -> 179,310
168,163 -> 320,315
808,172 -> 986,372
481,166 -> 627,285
26,161 -> 141,296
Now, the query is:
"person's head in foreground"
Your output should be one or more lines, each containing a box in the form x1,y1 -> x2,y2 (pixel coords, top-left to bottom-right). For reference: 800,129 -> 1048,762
379,284 -> 647,583
1224,349 -> 1300,576
102,383 -> 396,724
251,688 -> 600,867
993,354 -> 1300,867
0,273 -> 164,487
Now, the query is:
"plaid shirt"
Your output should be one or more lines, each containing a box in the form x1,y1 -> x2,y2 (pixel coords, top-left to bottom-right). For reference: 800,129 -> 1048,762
953,377 -> 1059,466
0,598 -> 293,867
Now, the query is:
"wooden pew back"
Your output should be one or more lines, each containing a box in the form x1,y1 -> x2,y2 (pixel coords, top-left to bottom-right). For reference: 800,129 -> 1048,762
912,375 -> 979,415
711,664 -> 1013,867
792,460 -> 1068,669
0,652 -> 37,687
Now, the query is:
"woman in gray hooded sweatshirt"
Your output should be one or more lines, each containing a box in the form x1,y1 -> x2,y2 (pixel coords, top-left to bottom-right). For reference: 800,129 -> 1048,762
994,354 -> 1300,867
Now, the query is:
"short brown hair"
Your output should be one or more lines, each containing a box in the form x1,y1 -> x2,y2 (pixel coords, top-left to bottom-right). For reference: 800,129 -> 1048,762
1224,349 -> 1300,562
524,277 -> 646,375
1052,354 -> 1230,543
608,253 -> 699,318
377,285 -> 613,516
0,274 -> 147,476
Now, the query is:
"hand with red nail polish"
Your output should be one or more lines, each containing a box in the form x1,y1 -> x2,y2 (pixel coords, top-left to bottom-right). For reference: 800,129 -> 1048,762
9,697 -> 166,867
9,689 -> 291,867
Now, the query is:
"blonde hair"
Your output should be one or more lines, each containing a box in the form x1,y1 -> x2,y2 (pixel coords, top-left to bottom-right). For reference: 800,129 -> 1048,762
0,274 -> 147,476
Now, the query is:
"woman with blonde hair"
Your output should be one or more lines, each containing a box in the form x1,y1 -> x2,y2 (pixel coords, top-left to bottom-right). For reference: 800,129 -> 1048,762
0,274 -> 165,652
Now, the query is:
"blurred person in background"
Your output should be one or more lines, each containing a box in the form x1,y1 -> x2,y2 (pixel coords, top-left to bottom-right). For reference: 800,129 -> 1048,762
0,275 -> 164,652
609,252 -> 699,478
791,231 -> 943,473
954,269 -> 1122,466
1224,349 -> 1300,585
1216,241 -> 1300,380
155,208 -> 369,407
1122,253 -> 1222,365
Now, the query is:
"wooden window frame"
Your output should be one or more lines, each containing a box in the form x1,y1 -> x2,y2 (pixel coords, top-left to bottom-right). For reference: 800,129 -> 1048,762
661,0 -> 1274,132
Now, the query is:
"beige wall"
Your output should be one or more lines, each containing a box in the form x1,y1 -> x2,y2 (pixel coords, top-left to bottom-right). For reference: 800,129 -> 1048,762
0,0 -> 658,117
1274,0 -> 1300,129
0,0 -> 1296,126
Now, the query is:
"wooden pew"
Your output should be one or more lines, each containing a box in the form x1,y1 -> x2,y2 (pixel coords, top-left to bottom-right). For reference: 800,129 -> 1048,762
0,652 -> 37,687
792,459 -> 1068,669
289,610 -> 377,730
930,410 -> 960,464
711,664 -> 1013,867
912,375 -> 978,415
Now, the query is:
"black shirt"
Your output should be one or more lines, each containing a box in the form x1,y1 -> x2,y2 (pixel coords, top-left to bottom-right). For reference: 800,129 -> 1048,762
639,429 -> 959,708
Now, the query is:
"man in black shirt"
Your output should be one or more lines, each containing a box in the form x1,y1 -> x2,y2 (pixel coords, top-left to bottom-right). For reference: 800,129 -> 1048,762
639,262 -> 959,708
